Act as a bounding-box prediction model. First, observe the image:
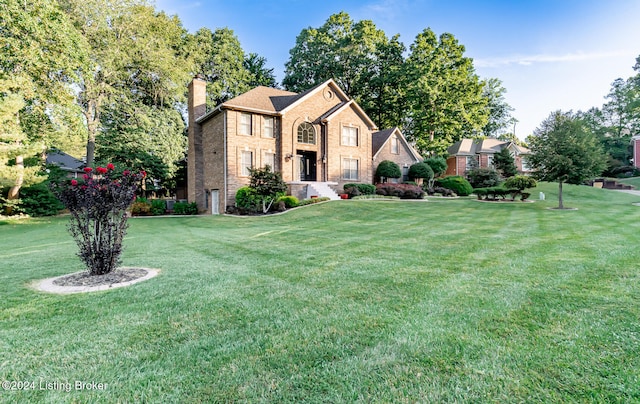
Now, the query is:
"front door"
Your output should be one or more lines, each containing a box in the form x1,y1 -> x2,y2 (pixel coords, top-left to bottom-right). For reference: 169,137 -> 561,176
298,151 -> 317,181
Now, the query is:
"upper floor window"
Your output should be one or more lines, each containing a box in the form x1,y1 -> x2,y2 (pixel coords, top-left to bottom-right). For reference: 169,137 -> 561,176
263,116 -> 274,138
239,113 -> 252,136
391,136 -> 399,154
297,122 -> 315,144
342,126 -> 358,147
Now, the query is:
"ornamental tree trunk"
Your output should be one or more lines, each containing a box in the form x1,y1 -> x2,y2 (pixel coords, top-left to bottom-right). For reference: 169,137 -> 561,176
558,180 -> 564,209
5,154 -> 24,215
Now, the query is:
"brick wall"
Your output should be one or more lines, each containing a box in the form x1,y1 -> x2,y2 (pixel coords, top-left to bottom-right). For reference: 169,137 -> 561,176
373,133 -> 420,182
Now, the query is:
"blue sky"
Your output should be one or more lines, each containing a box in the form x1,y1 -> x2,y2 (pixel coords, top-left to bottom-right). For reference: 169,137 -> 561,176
156,0 -> 640,138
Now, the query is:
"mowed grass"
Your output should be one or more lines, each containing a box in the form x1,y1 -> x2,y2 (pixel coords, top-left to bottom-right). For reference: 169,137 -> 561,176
1,182 -> 640,403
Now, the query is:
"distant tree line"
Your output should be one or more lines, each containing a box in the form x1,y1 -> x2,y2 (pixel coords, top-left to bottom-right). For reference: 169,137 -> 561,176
2,1 -> 638,213
0,0 -> 276,207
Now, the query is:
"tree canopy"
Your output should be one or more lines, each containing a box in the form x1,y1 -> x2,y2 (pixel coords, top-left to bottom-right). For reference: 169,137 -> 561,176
527,111 -> 606,209
284,13 -> 495,156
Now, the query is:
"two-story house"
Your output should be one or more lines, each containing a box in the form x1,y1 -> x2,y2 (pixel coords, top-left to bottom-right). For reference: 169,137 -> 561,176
188,77 -> 383,214
445,138 -> 530,176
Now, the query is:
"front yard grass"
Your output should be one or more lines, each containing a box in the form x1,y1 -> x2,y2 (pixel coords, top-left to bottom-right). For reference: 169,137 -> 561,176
1,182 -> 639,402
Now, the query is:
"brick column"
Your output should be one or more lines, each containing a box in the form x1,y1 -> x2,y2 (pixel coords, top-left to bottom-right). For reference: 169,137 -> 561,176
187,76 -> 207,211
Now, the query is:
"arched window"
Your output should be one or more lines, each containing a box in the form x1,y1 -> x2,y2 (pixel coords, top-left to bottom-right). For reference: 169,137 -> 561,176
297,122 -> 316,144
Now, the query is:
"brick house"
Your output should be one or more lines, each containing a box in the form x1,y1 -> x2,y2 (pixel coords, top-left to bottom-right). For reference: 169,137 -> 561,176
632,135 -> 640,169
187,77 -> 380,214
372,127 -> 422,182
445,138 -> 531,176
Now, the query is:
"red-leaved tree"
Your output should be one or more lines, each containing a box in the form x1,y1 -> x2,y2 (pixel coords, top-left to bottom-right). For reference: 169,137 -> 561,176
50,164 -> 144,275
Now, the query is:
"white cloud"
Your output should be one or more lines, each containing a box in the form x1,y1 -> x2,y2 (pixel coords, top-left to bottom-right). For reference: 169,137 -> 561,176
475,50 -> 637,68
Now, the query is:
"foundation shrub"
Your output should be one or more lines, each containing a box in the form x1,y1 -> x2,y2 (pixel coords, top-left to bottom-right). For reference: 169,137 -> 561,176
436,176 -> 473,196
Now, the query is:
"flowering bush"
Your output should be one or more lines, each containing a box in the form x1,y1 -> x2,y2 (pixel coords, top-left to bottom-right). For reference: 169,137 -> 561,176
50,164 -> 144,275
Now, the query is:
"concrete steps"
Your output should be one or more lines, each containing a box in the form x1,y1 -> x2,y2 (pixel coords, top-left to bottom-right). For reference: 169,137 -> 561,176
306,182 -> 341,200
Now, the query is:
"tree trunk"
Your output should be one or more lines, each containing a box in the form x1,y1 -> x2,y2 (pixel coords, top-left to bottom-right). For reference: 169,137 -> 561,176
5,155 -> 24,215
558,180 -> 564,209
83,98 -> 99,167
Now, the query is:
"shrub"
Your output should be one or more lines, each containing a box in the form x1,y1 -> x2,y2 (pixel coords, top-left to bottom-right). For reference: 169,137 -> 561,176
504,175 -> 537,191
248,166 -> 288,213
344,183 -> 376,195
131,200 -> 152,216
467,168 -> 501,188
50,165 -> 143,275
408,162 -> 433,183
297,197 -> 330,206
351,194 -> 400,200
436,176 -> 473,196
235,186 -> 260,212
277,195 -> 299,208
474,187 -> 522,200
376,183 -> 424,199
173,201 -> 198,215
150,199 -> 166,215
18,182 -> 63,217
376,160 -> 401,181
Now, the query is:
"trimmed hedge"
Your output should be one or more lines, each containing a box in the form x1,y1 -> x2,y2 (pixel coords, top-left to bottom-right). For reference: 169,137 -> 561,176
474,187 -> 525,201
375,183 -> 425,199
298,197 -> 330,206
436,176 -> 473,196
343,183 -> 376,198
173,201 -> 198,215
277,195 -> 299,208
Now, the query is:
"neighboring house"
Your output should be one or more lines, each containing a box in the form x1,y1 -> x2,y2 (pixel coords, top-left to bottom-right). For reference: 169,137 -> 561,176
631,135 -> 640,169
445,138 -> 531,176
372,127 -> 422,182
187,77 -> 379,214
46,149 -> 85,178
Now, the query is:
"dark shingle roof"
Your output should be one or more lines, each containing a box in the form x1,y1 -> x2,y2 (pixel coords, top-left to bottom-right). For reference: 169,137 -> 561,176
46,150 -> 84,171
372,128 -> 396,155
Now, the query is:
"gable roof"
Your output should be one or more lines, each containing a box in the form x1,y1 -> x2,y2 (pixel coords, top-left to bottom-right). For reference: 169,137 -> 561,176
372,127 -> 422,161
448,138 -> 530,156
46,150 -> 84,172
196,79 -> 376,129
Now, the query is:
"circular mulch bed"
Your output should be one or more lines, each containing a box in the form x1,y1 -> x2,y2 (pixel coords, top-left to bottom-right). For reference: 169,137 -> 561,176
33,267 -> 159,294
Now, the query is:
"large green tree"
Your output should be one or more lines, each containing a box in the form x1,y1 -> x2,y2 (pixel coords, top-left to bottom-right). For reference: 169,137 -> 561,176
527,111 -> 606,209
191,27 -> 252,107
0,0 -> 85,205
244,53 -> 277,88
60,0 -> 190,168
481,77 -> 516,137
283,12 -> 404,128
404,29 -> 488,156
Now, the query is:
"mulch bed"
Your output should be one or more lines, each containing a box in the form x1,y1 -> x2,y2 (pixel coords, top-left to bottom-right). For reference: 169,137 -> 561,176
53,267 -> 149,287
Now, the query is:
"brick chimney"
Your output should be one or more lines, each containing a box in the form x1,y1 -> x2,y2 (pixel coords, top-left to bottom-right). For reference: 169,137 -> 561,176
187,75 -> 207,211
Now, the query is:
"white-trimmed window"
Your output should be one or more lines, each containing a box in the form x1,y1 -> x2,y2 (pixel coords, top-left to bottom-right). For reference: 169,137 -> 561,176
466,155 -> 478,170
263,116 -> 274,138
241,150 -> 253,176
342,158 -> 359,180
297,122 -> 315,144
239,113 -> 252,136
391,136 -> 399,154
342,126 -> 358,146
263,152 -> 275,170
487,155 -> 494,167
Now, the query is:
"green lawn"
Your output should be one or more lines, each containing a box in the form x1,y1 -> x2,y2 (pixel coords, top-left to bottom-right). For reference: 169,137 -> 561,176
1,182 -> 640,402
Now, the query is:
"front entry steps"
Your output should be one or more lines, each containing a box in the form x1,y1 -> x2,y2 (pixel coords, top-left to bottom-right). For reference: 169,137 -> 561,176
288,181 -> 342,201
306,182 -> 341,200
